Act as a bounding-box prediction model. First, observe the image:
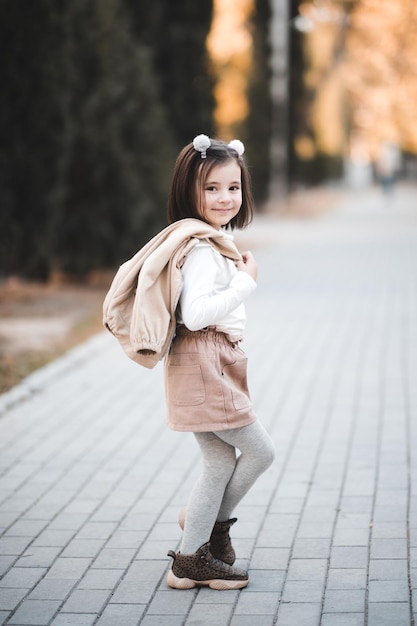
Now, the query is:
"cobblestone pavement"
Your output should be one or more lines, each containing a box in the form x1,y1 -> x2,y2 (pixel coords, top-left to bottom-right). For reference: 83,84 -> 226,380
0,185 -> 416,626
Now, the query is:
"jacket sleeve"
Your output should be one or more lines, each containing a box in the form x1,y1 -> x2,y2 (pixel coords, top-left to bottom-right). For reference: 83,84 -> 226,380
179,244 -> 256,331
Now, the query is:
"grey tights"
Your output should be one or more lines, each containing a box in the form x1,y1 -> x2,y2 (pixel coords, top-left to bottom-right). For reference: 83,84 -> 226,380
180,420 -> 275,555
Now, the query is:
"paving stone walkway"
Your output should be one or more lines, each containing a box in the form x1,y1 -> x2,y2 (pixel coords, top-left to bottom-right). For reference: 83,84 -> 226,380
0,185 -> 416,626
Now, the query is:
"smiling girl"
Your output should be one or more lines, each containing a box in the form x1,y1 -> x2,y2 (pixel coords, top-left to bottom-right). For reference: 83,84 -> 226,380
165,135 -> 275,590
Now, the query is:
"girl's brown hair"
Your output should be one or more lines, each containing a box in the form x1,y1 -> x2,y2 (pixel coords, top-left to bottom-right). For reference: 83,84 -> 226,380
167,138 -> 254,230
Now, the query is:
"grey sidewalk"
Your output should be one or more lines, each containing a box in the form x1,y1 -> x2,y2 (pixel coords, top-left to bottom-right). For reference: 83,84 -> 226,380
0,185 -> 416,626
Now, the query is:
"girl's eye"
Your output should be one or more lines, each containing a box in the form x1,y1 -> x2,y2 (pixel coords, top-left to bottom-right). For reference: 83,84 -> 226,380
206,186 -> 217,191
230,186 -> 240,191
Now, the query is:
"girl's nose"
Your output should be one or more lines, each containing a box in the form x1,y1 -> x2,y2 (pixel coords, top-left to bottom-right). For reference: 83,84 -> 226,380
219,190 -> 231,203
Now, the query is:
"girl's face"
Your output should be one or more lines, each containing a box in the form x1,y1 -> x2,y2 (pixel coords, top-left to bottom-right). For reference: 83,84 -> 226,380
199,160 -> 242,230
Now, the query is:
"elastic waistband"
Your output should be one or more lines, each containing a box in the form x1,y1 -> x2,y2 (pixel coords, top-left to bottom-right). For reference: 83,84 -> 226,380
175,325 -> 242,346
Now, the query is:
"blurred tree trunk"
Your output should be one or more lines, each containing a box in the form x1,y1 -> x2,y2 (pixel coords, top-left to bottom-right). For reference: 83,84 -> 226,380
287,0 -> 360,187
245,0 -> 273,206
268,0 -> 290,201
287,0 -> 306,189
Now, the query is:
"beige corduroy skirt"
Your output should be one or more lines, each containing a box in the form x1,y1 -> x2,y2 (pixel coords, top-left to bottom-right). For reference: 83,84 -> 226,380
164,326 -> 257,432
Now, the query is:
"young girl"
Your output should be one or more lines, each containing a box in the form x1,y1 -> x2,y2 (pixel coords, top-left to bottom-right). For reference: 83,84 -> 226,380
165,134 -> 275,590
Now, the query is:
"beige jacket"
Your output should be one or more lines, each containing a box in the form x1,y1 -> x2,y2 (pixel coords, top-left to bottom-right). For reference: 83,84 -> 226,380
103,218 -> 242,368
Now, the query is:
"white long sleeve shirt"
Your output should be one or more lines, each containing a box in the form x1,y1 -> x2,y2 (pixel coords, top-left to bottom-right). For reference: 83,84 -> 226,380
177,238 -> 257,340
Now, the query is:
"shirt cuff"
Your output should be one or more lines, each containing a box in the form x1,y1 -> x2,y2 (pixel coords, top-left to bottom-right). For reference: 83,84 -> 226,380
231,271 -> 257,299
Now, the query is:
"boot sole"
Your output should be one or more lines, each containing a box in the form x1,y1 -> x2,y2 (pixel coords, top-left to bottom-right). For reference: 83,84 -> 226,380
167,569 -> 249,590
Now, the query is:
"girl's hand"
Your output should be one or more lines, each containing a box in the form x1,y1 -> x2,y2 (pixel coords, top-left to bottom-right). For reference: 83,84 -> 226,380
236,250 -> 258,281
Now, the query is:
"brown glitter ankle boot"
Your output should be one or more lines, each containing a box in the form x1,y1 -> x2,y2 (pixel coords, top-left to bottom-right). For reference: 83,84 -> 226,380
166,542 -> 249,590
210,518 -> 237,566
178,507 -> 237,565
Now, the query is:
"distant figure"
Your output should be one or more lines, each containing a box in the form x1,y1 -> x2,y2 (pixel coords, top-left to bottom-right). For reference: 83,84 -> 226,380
376,141 -> 401,195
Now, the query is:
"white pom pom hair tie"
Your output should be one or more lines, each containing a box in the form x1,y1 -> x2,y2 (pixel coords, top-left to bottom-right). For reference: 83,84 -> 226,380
192,135 -> 245,159
193,134 -> 211,159
228,139 -> 245,157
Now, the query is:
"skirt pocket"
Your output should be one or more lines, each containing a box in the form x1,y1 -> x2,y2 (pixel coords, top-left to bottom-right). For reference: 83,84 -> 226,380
222,358 -> 252,411
166,364 -> 206,406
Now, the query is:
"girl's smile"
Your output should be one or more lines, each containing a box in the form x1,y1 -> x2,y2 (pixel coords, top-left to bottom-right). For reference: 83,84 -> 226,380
200,161 -> 242,230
